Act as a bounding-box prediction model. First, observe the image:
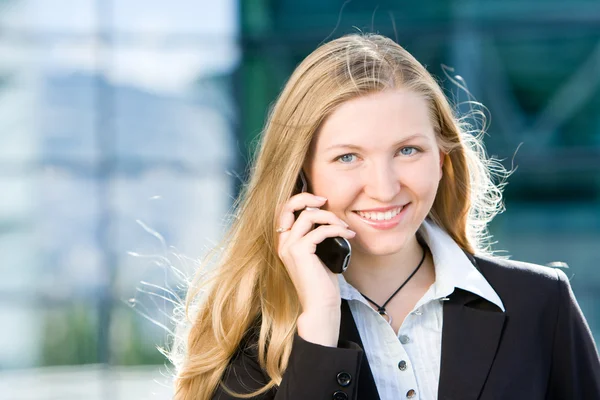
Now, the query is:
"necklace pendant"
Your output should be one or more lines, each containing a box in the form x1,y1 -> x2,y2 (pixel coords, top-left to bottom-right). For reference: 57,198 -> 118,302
378,310 -> 393,326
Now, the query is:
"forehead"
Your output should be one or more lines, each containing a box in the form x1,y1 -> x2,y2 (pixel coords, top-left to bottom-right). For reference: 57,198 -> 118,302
314,89 -> 435,150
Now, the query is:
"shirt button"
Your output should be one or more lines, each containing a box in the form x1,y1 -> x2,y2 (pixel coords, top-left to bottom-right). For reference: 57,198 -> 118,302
406,389 -> 417,398
398,360 -> 408,371
336,372 -> 352,387
332,391 -> 348,400
399,334 -> 411,344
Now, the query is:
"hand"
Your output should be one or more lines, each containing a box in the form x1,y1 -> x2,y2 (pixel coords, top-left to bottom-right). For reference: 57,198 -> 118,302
277,193 -> 355,346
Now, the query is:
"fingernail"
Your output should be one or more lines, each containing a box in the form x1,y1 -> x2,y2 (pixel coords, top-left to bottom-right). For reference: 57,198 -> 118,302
315,196 -> 327,201
348,229 -> 356,235
341,220 -> 349,227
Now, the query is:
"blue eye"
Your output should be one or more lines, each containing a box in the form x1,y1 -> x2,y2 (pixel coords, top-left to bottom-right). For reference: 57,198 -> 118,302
399,147 -> 418,156
337,154 -> 357,163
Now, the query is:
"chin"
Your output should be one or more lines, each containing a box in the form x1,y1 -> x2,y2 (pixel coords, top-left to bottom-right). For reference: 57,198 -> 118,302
354,238 -> 408,257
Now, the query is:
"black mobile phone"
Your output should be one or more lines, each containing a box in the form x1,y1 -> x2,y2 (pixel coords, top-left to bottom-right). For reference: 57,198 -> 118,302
294,172 -> 351,274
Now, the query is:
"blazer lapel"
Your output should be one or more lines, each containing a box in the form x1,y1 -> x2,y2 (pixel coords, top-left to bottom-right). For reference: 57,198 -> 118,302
437,288 -> 506,400
340,299 -> 380,400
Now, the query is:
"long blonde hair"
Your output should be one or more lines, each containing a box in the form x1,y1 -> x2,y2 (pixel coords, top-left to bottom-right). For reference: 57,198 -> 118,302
172,33 -> 508,399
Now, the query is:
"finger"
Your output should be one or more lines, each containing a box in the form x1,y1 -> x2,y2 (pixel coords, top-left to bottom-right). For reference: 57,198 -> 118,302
284,224 -> 355,268
296,208 -> 348,229
286,209 -> 349,241
277,193 -> 327,232
300,224 -> 356,248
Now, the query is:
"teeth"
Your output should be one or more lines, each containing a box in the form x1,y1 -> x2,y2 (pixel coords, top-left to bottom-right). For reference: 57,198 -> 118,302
356,207 -> 403,221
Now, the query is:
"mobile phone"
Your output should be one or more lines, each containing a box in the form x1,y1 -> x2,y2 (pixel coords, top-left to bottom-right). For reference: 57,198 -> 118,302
295,172 -> 351,274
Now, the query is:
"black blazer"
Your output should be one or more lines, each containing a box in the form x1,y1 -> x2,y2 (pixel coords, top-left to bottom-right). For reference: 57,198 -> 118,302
213,255 -> 600,400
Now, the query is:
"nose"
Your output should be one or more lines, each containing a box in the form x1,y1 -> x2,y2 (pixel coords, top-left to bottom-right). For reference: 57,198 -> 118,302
362,161 -> 401,202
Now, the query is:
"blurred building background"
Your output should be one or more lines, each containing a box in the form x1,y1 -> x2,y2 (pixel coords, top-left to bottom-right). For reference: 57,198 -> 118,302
0,0 -> 598,399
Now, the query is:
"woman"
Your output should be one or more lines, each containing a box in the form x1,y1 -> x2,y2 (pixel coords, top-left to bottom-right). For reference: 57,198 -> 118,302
172,34 -> 600,400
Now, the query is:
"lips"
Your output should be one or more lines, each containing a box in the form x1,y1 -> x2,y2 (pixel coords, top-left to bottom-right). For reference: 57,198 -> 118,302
352,203 -> 410,230
355,206 -> 404,221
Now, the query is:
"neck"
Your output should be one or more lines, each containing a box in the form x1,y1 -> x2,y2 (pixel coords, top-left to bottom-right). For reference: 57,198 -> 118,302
342,234 -> 435,303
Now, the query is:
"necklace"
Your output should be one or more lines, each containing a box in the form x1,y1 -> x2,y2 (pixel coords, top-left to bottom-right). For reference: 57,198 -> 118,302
359,243 -> 427,326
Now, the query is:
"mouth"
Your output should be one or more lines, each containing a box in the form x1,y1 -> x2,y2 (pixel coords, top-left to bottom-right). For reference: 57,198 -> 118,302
354,205 -> 405,221
352,204 -> 410,230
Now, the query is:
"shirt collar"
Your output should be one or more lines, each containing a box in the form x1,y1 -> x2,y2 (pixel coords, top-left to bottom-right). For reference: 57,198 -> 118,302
338,218 -> 505,312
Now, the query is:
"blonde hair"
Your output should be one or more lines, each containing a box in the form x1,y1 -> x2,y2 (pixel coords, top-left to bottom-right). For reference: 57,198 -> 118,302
172,33 -> 508,399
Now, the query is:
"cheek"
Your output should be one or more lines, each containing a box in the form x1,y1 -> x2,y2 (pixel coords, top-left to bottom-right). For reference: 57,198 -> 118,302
404,163 -> 442,196
311,174 -> 358,207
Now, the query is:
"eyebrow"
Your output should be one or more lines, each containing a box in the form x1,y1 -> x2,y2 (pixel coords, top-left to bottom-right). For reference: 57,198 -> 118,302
323,133 -> 430,152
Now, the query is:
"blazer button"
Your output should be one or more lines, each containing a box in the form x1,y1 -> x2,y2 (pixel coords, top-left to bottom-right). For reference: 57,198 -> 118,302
336,371 -> 352,387
398,360 -> 407,371
332,390 -> 349,400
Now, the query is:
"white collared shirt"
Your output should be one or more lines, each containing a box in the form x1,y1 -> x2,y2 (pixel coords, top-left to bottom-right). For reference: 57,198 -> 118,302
338,219 -> 505,400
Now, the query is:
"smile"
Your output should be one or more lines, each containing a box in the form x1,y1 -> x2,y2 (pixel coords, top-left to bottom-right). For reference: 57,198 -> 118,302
352,204 -> 409,230
355,206 -> 404,221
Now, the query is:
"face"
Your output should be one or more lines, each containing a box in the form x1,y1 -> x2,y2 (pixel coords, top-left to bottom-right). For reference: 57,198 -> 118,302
304,89 -> 444,258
